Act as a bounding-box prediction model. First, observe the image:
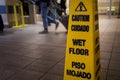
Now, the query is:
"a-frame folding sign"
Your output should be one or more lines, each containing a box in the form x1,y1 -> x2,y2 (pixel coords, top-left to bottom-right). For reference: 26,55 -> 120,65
64,0 -> 102,80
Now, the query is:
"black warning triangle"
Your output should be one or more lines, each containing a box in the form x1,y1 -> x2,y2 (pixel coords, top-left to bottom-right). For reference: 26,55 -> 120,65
75,2 -> 87,12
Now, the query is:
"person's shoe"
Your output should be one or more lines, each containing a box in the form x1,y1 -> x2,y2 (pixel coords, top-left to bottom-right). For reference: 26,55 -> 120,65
55,22 -> 59,30
39,30 -> 48,34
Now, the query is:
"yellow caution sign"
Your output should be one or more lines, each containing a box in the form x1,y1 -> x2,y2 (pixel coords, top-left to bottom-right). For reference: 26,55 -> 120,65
64,0 -> 102,80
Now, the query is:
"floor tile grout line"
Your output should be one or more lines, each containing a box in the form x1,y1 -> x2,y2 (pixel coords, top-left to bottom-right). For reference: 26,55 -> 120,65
99,19 -> 111,42
5,71 -> 18,80
99,19 -> 112,80
5,58 -> 40,80
38,56 -> 65,80
22,58 -> 40,69
105,23 -> 118,80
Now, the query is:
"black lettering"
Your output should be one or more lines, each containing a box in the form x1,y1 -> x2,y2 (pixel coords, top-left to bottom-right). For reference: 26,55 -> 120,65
83,72 -> 86,78
66,69 -> 71,75
81,63 -> 86,69
71,25 -> 89,32
72,39 -> 86,46
66,69 -> 91,79
69,48 -> 75,54
72,15 -> 89,21
87,73 -> 92,79
69,48 -> 89,56
72,62 -> 85,69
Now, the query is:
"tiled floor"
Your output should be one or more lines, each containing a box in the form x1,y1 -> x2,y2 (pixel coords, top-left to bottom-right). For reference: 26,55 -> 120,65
0,15 -> 120,80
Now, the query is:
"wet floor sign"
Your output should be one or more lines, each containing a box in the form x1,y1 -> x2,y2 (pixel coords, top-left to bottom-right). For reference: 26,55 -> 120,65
64,0 -> 102,80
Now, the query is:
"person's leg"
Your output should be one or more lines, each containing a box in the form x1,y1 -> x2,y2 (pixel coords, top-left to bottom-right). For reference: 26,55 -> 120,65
47,16 -> 59,30
54,8 -> 57,20
47,11 -> 59,30
47,16 -> 55,23
47,11 -> 51,26
40,2 -> 48,33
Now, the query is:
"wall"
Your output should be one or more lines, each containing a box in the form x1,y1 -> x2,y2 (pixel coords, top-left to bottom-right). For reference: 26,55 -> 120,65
0,0 -> 8,26
98,0 -> 119,15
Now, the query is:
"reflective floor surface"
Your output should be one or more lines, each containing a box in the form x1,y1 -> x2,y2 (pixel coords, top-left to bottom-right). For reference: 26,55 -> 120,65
0,15 -> 120,80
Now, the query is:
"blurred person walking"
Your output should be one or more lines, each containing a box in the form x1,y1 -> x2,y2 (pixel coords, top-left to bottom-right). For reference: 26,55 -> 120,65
39,0 -> 59,34
60,0 -> 66,15
39,0 -> 50,33
29,0 -> 59,33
